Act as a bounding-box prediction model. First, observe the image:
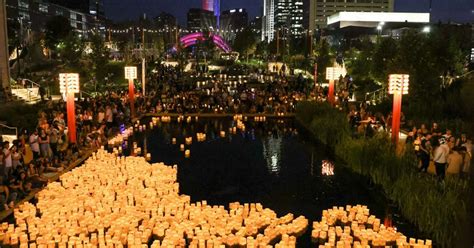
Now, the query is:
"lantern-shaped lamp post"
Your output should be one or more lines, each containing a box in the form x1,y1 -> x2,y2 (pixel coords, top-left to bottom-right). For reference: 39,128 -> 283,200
59,73 -> 80,144
325,67 -> 340,105
125,66 -> 137,118
388,74 -> 409,145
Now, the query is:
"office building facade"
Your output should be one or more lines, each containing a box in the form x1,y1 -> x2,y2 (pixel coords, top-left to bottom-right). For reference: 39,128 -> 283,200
221,9 -> 248,31
6,0 -> 100,36
47,0 -> 104,20
187,8 -> 215,32
262,0 -> 304,41
309,0 -> 394,30
261,0 -> 275,41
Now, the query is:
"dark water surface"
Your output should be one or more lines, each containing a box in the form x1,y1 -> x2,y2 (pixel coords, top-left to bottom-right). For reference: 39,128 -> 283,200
132,118 -> 420,247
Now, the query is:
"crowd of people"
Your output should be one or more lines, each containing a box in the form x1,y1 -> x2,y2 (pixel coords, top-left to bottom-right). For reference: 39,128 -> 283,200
346,103 -> 472,180
0,92 -> 138,211
408,124 -> 471,180
0,65 -> 311,211
0,63 -> 470,211
137,65 -> 308,115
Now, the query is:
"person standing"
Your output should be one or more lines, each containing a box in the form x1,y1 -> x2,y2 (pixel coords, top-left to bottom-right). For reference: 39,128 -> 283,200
461,138 -> 472,178
49,126 -> 59,158
11,144 -> 22,170
38,129 -> 51,158
447,147 -> 463,176
433,137 -> 450,180
2,141 -> 12,178
105,105 -> 113,130
418,134 -> 431,173
29,130 -> 40,160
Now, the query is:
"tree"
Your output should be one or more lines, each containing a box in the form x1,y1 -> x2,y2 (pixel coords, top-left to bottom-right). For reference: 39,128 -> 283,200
314,39 -> 332,83
289,36 -> 306,56
88,33 -> 110,89
345,37 -> 374,81
233,28 -> 257,61
60,33 -> 84,68
371,37 -> 398,83
44,15 -> 73,54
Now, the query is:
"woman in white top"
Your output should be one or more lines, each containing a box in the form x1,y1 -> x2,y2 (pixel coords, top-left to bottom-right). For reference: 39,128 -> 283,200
2,141 -> 12,178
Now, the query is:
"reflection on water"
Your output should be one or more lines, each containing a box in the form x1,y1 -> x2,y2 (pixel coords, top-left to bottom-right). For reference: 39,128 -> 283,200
321,160 -> 335,176
263,135 -> 282,175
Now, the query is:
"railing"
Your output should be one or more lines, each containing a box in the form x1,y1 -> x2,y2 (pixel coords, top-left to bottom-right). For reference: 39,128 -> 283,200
0,123 -> 18,139
19,78 -> 40,89
364,87 -> 387,104
12,78 -> 44,101
10,84 -> 34,102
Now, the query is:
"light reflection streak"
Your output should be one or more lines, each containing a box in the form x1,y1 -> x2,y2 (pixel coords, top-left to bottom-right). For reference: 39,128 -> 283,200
322,160 -> 335,176
263,135 -> 282,175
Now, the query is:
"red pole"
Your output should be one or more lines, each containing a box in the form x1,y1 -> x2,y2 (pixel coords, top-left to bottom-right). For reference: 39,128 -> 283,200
328,79 -> 335,105
66,92 -> 76,143
391,92 -> 402,145
129,78 -> 135,118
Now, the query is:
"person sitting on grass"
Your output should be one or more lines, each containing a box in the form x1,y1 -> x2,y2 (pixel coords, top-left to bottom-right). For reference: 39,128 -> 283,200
7,171 -> 31,199
26,163 -> 48,189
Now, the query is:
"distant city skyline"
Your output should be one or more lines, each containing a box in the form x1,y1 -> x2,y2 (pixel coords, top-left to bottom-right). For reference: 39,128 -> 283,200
104,0 -> 473,24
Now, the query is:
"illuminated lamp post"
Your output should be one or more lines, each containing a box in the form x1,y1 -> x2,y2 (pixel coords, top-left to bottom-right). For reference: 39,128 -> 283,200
325,67 -> 340,105
59,73 -> 80,144
125,66 -> 138,118
388,74 -> 409,145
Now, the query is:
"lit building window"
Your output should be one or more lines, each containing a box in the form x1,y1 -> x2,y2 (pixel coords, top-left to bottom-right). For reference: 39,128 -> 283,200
18,0 -> 28,9
39,3 -> 48,13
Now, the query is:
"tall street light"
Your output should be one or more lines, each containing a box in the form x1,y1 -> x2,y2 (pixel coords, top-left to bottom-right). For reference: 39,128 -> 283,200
59,73 -> 80,144
125,66 -> 137,118
388,74 -> 409,146
325,67 -> 341,105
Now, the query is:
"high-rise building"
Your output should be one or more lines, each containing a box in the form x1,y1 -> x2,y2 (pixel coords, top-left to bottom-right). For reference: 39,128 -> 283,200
261,0 -> 275,41
221,9 -> 248,31
6,0 -> 100,36
289,0 -> 304,37
309,0 -> 395,31
187,8 -> 215,32
47,0 -> 105,20
154,12 -> 178,48
250,16 -> 262,37
155,12 -> 177,29
262,0 -> 304,41
220,8 -> 248,40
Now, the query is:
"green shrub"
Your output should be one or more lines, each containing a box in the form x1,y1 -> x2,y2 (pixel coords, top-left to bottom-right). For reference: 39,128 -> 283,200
296,102 -> 350,147
0,102 -> 41,131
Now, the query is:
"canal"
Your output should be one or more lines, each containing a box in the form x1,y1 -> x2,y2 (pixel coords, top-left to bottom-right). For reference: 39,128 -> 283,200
131,117 -> 419,247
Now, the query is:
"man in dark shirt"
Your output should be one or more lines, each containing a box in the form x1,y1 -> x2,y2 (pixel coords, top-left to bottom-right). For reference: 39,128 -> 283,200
419,134 -> 432,172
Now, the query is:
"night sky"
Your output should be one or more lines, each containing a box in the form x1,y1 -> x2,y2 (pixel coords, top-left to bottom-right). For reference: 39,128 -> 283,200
104,0 -> 474,24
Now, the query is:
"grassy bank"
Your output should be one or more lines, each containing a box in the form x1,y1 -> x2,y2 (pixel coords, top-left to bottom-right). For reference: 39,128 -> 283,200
296,101 -> 469,247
